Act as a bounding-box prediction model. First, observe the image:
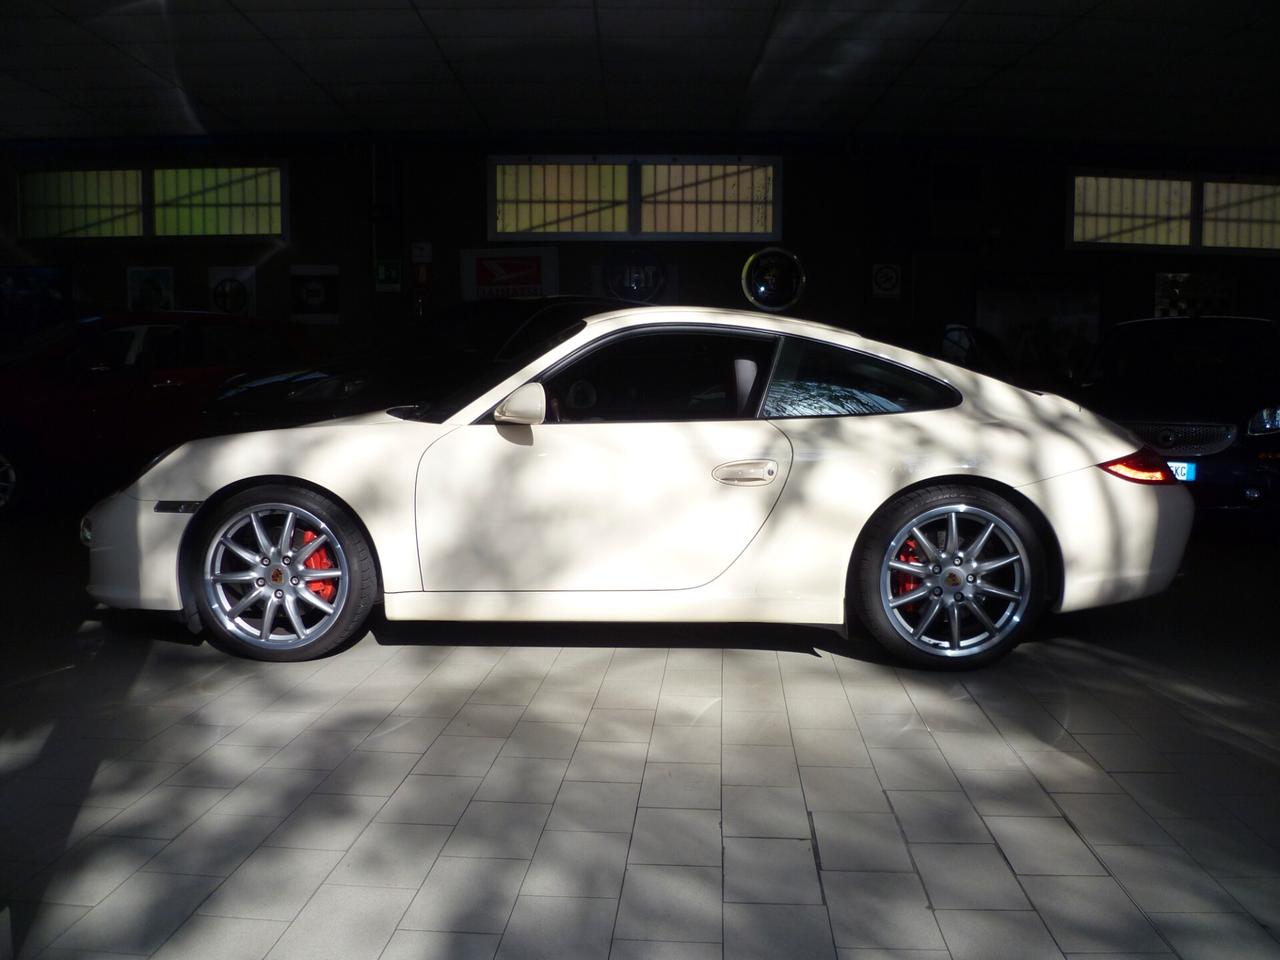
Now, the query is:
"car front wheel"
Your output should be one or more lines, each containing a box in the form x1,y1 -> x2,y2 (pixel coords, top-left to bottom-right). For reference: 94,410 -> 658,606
852,484 -> 1048,668
192,485 -> 376,661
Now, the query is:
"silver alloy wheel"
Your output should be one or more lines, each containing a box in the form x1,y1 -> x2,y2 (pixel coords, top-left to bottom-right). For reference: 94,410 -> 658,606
203,502 -> 349,650
879,504 -> 1032,658
0,453 -> 15,509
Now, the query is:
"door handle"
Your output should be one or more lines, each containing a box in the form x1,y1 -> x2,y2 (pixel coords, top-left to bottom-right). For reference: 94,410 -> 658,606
713,459 -> 778,486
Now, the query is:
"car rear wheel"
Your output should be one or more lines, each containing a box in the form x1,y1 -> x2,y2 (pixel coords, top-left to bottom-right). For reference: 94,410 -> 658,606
852,484 -> 1048,668
192,485 -> 376,661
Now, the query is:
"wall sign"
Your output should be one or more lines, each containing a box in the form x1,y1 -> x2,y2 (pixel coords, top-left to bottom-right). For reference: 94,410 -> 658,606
290,265 -> 340,323
871,263 -> 902,299
209,266 -> 256,315
741,247 -> 804,312
375,259 -> 402,293
603,254 -> 667,303
461,248 -> 559,301
127,266 -> 174,312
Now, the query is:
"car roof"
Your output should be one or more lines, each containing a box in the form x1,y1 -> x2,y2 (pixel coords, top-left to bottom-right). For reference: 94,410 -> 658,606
1117,315 -> 1272,327
580,305 -> 864,342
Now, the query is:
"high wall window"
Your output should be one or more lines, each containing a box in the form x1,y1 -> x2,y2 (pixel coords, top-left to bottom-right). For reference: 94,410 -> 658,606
1071,172 -> 1280,252
19,165 -> 285,239
1202,181 -> 1280,251
154,167 -> 283,237
1071,175 -> 1192,247
20,170 -> 145,238
490,156 -> 780,241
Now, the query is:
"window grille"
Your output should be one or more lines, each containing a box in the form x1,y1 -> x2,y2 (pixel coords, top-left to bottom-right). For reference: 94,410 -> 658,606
154,167 -> 283,237
1202,181 -> 1280,250
1072,175 -> 1192,247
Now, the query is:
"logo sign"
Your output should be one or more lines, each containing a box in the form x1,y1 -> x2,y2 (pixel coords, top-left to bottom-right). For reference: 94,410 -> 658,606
375,258 -> 402,293
604,255 -> 666,303
209,266 -> 255,315
462,248 -> 559,301
871,263 -> 902,299
290,265 -> 340,323
741,247 -> 805,313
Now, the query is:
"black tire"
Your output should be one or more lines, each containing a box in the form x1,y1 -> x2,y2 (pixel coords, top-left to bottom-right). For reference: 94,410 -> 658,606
190,484 -> 377,661
850,484 -> 1049,670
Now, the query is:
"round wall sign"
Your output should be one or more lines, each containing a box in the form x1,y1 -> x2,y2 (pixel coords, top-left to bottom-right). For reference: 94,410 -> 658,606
741,247 -> 805,312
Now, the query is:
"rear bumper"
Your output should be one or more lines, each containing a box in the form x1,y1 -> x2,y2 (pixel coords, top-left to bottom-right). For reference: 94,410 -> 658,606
1020,466 -> 1194,613
83,493 -> 190,611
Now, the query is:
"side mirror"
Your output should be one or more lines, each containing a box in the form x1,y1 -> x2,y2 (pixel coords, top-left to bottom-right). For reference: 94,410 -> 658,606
493,382 -> 546,425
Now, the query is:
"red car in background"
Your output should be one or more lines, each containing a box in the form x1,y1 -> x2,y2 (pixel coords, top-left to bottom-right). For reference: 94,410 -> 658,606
0,311 -> 294,514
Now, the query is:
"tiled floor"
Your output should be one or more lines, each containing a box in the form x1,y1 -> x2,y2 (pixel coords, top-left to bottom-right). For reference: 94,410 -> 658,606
1,515 -> 1279,960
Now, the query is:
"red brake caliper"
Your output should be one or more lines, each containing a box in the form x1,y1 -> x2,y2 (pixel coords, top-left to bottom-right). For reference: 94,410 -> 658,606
301,530 -> 336,603
895,538 -> 921,611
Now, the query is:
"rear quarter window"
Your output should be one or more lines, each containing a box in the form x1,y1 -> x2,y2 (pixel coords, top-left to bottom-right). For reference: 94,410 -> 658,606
763,336 -> 959,418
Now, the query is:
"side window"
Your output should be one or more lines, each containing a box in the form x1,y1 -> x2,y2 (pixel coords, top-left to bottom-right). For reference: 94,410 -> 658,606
763,337 -> 959,418
541,330 -> 777,423
136,325 -> 186,369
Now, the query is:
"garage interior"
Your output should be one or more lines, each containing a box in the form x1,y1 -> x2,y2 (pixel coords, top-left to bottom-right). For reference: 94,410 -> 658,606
2,1 -> 1280,959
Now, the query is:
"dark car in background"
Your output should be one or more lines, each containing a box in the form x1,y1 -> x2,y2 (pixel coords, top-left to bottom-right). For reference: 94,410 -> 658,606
206,296 -> 640,433
0,311 -> 294,513
1071,315 -> 1280,512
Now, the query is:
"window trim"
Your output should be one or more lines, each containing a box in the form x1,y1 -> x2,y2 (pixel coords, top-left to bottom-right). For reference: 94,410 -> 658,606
488,155 -> 782,242
17,162 -> 290,241
759,334 -> 963,421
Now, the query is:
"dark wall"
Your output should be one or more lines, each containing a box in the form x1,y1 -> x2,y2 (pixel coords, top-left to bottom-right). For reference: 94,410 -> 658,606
2,135 -> 1279,372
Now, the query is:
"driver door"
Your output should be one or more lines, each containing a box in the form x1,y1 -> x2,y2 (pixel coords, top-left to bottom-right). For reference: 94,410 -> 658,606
414,327 -> 792,592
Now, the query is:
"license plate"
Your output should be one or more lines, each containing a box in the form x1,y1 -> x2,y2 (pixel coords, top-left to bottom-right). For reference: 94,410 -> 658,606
1168,460 -> 1197,482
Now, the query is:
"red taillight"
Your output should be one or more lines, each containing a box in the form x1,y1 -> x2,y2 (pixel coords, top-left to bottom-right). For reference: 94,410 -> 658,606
1098,449 -> 1177,485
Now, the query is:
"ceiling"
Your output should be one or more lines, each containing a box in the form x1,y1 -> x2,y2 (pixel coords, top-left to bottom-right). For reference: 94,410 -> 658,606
2,0 -> 1278,146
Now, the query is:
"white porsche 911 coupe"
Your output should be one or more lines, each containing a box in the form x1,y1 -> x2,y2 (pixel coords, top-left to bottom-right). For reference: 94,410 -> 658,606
82,307 -> 1193,668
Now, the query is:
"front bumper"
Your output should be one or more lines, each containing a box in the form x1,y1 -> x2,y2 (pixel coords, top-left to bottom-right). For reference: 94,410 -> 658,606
83,492 -> 192,611
1170,448 -> 1280,511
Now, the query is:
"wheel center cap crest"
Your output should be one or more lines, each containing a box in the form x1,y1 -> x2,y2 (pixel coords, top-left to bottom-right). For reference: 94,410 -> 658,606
943,569 -> 963,588
270,568 -> 285,585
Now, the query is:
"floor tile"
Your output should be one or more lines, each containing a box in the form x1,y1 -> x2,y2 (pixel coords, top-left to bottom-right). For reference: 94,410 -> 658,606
786,698 -> 857,730
722,785 -> 810,838
911,843 -> 1028,908
413,736 -> 505,777
984,816 -> 1105,875
629,808 -> 722,866
801,766 -> 889,813
442,801 -> 551,859
1158,816 -> 1280,878
197,846 -> 343,921
855,714 -> 935,749
29,835 -> 169,906
1150,910 -> 1280,960
166,744 -> 279,789
566,741 -> 648,783
143,813 -> 281,877
813,812 -> 911,871
380,930 -> 500,960
1055,794 -> 1172,845
395,685 -> 473,719
792,729 -> 872,767
869,748 -> 958,791
360,715 -> 448,754
264,883 -> 413,960
475,757 -> 568,803
520,829 -> 628,897
400,857 -> 527,933
1022,875 -> 1165,953
1220,876 -> 1280,929
608,940 -> 722,960
1020,751 -> 1121,794
546,781 -> 639,833
722,712 -> 792,747
1094,844 -> 1239,912
656,696 -> 722,727
328,821 -> 449,887
1074,734 -> 1175,772
640,762 -> 721,809
376,774 -> 481,825
615,864 -> 722,942
823,871 -> 945,950
724,902 -> 835,960
934,909 -> 1063,960
315,750 -> 418,796
469,675 -> 540,706
262,730 -> 364,771
722,745 -> 800,787
209,768 -> 328,818
888,791 -> 989,843
648,726 -> 721,764
443,705 -> 525,739
152,915 -> 288,960
265,794 -> 385,851
0,901 -> 88,958
496,894 -> 617,960
500,721 -> 583,759
582,708 -> 655,743
50,871 -> 221,954
724,837 -> 821,903
98,784 -> 227,840
953,767 -> 1058,817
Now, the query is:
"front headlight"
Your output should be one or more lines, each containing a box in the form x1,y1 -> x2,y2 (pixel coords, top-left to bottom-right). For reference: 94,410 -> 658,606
1248,407 -> 1280,435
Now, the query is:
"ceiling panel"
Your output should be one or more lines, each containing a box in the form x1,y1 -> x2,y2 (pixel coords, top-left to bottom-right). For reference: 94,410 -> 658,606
248,10 -> 427,38
87,13 -> 259,44
937,13 -> 1067,43
596,7 -> 772,36
769,9 -> 949,40
418,8 -> 595,37
761,36 -> 923,64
